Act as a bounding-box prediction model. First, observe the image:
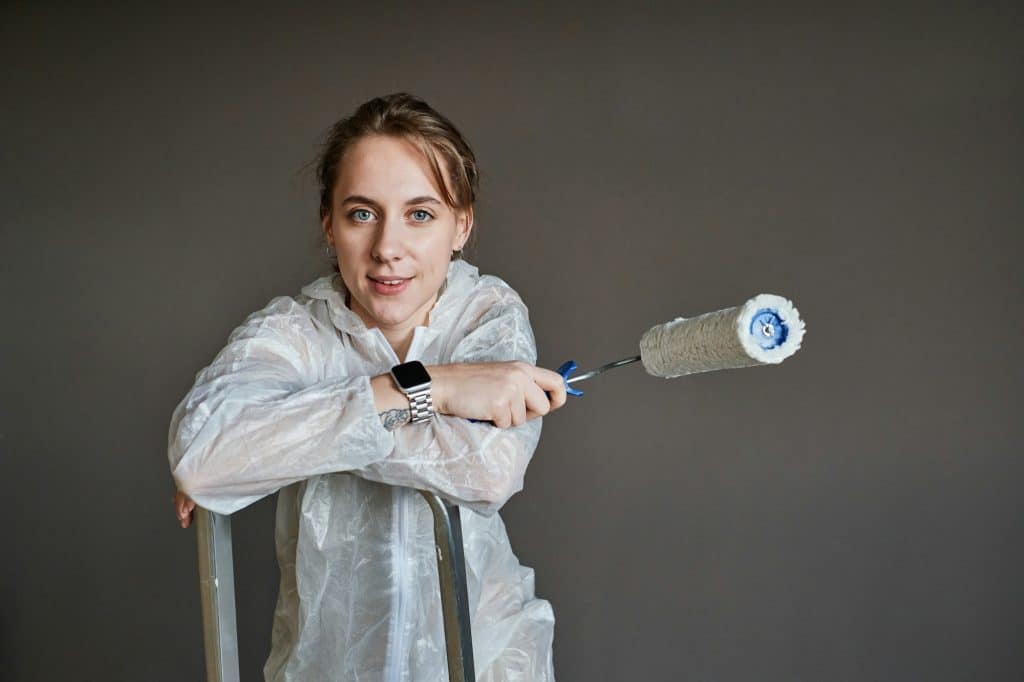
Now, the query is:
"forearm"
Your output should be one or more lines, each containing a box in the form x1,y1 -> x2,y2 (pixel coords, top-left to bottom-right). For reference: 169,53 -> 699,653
170,375 -> 395,514
370,364 -> 456,430
365,363 -> 540,513
361,295 -> 546,511
356,414 -> 541,515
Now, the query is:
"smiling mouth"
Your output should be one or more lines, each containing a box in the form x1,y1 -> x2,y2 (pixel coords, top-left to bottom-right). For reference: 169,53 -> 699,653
367,275 -> 412,296
368,276 -> 411,285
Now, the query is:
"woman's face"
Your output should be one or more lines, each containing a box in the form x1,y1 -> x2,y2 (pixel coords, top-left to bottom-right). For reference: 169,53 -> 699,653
322,134 -> 472,337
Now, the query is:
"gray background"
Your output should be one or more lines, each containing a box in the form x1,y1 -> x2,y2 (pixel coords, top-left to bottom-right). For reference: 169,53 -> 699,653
2,3 -> 1021,680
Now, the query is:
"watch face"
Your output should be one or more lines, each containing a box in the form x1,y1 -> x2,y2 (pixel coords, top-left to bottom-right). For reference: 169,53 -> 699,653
392,361 -> 431,390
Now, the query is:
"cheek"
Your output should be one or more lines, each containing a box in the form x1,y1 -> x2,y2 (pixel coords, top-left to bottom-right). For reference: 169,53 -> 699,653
423,222 -> 459,254
334,232 -> 371,259
422,235 -> 455,270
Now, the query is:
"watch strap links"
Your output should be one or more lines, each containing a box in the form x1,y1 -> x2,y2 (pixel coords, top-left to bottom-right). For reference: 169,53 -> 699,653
407,389 -> 434,424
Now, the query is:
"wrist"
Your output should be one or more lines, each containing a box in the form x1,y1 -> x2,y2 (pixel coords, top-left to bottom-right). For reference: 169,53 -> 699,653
424,365 -> 450,414
370,374 -> 409,412
389,361 -> 435,424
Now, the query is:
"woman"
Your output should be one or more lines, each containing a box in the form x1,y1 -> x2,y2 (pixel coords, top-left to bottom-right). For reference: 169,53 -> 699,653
168,93 -> 566,681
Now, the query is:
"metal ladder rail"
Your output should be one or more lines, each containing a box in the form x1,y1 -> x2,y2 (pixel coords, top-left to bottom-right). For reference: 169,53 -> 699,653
195,508 -> 240,682
194,490 -> 474,682
419,491 -> 476,681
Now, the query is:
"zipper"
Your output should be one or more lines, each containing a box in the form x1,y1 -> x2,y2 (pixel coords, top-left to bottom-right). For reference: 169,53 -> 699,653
382,329 -> 422,682
384,489 -> 410,682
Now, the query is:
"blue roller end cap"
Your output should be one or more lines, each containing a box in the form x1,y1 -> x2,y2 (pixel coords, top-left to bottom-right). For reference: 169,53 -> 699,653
748,308 -> 788,350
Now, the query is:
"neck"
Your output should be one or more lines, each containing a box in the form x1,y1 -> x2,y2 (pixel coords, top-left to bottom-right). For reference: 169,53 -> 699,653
384,329 -> 414,363
346,290 -> 436,363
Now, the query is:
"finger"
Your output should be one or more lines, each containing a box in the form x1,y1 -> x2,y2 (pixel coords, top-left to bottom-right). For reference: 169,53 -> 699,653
494,408 -> 512,429
510,394 -> 527,427
528,367 -> 567,410
523,381 -> 551,418
546,378 -> 567,410
528,367 -> 566,393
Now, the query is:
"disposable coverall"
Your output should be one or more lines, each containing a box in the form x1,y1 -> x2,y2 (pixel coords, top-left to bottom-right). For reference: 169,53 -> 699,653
168,259 -> 555,681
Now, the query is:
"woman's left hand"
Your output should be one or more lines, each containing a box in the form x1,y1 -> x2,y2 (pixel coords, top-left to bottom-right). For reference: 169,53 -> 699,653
173,490 -> 196,529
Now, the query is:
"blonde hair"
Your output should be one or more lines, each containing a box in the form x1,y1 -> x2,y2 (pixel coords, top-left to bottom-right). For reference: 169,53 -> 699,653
314,93 -> 480,267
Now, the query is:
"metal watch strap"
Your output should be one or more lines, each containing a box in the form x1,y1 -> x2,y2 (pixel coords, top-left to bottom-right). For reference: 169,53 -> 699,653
407,388 -> 434,424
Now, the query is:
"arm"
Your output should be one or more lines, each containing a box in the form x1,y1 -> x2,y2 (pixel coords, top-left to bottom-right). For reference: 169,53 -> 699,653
353,290 -> 548,516
167,296 -> 395,515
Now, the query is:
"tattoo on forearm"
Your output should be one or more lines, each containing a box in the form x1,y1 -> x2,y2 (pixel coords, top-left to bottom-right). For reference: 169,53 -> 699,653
379,409 -> 410,431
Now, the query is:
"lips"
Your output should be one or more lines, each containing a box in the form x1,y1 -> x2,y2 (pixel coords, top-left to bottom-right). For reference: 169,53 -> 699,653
368,275 -> 412,284
368,274 -> 412,296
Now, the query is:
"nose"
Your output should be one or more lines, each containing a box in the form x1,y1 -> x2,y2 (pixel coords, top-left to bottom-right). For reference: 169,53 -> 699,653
371,216 -> 406,263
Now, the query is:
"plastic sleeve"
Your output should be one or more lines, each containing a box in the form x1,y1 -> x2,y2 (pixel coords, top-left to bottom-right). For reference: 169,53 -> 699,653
354,290 -> 543,516
167,297 -> 395,515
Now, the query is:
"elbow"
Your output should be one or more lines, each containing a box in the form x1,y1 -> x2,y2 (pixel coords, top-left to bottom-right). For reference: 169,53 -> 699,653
472,426 -> 535,513
170,455 -> 207,503
477,469 -> 525,513
168,405 -> 205,497
169,459 -> 257,517
491,453 -> 528,506
169,436 -> 246,514
168,429 -> 220,508
171,465 -> 199,500
166,395 -> 285,517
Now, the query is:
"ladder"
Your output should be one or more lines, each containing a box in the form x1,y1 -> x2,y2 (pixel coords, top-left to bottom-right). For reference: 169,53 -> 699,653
193,490 -> 475,681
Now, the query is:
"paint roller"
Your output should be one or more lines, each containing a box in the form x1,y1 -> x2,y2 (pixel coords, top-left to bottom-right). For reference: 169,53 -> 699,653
557,293 -> 805,394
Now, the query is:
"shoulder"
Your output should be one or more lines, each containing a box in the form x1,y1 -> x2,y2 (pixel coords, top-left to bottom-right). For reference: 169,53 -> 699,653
447,260 -> 529,319
475,273 -> 527,307
224,280 -> 338,361
445,262 -> 537,362
199,283 -> 342,383
230,294 -> 320,341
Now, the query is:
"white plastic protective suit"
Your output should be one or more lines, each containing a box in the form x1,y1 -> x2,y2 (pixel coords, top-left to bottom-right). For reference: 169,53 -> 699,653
168,259 -> 555,681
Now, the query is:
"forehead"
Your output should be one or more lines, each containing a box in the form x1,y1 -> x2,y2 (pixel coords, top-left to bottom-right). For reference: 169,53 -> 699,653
335,134 -> 449,199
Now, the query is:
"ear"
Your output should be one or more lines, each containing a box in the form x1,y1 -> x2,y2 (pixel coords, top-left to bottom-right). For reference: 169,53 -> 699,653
455,206 -> 474,250
321,210 -> 334,248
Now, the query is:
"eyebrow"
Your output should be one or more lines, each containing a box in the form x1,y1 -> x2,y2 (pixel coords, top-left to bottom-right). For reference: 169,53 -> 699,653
340,194 -> 442,207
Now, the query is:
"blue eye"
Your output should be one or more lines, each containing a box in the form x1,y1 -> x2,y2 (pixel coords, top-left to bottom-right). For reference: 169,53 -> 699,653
350,209 -> 374,222
410,209 -> 433,222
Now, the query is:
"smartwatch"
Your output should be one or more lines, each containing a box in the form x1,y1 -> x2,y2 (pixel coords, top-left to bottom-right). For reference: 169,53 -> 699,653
389,360 -> 434,424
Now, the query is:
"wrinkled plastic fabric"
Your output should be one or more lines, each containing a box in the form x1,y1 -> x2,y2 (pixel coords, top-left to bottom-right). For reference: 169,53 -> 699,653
168,260 -> 555,681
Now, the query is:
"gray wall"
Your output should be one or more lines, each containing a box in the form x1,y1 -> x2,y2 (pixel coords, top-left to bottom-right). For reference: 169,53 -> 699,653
2,3 -> 1021,680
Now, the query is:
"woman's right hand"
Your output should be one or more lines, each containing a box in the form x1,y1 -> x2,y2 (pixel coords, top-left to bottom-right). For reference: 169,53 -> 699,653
428,361 -> 568,428
173,490 -> 196,529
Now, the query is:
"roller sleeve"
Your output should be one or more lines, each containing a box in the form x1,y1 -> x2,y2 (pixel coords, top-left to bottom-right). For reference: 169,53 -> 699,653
639,293 -> 805,378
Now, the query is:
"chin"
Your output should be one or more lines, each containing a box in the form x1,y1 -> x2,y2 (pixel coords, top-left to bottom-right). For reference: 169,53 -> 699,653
362,296 -> 419,327
352,277 -> 439,329
370,307 -> 413,328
